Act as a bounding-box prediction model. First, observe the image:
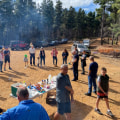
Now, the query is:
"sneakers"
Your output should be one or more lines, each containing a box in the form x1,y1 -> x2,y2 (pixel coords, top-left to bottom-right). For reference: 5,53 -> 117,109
95,109 -> 103,115
85,93 -> 91,96
9,67 -> 12,70
93,91 -> 97,94
95,109 -> 114,117
107,110 -> 114,117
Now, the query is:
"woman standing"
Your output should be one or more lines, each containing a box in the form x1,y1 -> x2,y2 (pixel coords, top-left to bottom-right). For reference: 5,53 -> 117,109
40,47 -> 45,67
62,49 -> 69,64
51,47 -> 58,66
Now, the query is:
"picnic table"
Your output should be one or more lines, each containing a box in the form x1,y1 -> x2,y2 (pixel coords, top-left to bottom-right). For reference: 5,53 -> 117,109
10,75 -> 57,100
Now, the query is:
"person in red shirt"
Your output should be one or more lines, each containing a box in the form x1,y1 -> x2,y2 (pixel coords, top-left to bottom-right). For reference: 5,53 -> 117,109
51,47 -> 58,66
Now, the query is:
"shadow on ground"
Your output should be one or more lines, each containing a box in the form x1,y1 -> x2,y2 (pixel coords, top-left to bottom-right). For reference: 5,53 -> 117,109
49,100 -> 93,120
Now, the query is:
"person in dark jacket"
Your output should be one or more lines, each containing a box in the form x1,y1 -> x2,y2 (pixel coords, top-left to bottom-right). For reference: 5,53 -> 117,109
39,47 -> 45,67
62,49 -> 69,64
81,51 -> 87,74
72,50 -> 79,81
95,67 -> 114,117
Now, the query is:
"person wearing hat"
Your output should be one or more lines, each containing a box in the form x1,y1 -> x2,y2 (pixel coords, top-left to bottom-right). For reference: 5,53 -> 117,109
4,47 -> 12,71
39,47 -> 45,67
0,49 -> 4,72
24,54 -> 28,68
29,45 -> 36,66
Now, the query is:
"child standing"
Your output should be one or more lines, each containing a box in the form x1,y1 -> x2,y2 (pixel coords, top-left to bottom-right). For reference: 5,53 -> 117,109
95,67 -> 114,117
37,57 -> 40,67
24,54 -> 28,68
0,49 -> 4,72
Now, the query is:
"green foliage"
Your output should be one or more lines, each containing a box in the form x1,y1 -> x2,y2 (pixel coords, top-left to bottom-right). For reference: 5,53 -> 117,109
0,0 -> 101,45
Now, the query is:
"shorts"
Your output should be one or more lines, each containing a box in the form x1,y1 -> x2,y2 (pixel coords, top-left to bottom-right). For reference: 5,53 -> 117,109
24,58 -> 28,62
5,57 -> 10,63
57,102 -> 71,115
97,92 -> 108,99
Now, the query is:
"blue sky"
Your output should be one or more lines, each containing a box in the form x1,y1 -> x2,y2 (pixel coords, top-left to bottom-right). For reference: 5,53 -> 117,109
33,0 -> 100,12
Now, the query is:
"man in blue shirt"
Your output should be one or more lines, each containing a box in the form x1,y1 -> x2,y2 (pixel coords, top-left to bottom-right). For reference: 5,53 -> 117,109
54,64 -> 74,120
85,56 -> 98,96
4,47 -> 12,71
0,87 -> 50,120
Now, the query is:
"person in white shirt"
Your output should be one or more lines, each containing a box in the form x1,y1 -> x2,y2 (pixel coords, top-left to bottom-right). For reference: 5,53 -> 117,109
0,49 -> 4,72
29,45 -> 35,66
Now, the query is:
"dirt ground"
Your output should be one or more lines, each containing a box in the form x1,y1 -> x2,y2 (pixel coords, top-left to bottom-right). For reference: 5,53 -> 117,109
0,39 -> 120,120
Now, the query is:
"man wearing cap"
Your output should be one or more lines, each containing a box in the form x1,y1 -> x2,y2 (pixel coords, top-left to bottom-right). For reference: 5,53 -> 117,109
29,45 -> 35,66
0,87 -> 50,120
4,47 -> 12,71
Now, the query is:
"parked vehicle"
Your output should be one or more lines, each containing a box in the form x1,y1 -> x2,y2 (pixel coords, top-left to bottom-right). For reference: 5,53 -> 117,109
34,41 -> 43,48
61,38 -> 68,44
83,39 -> 90,48
49,41 -> 56,46
41,41 -> 49,47
71,43 -> 91,56
10,41 -> 29,51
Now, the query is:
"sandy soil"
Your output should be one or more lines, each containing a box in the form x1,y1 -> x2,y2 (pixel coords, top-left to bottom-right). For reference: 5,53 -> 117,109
0,39 -> 120,120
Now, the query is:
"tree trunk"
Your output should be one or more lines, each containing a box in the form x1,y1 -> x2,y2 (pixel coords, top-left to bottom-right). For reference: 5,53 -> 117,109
112,33 -> 114,45
101,6 -> 105,45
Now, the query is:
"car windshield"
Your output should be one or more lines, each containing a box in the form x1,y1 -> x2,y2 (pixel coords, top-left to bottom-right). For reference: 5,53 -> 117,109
78,44 -> 87,49
83,40 -> 89,43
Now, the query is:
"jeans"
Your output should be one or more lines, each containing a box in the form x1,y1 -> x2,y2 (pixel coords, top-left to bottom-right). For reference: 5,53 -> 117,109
30,54 -> 35,65
88,76 -> 96,93
0,61 -> 3,71
73,66 -> 78,80
40,56 -> 45,66
81,64 -> 85,73
53,56 -> 57,65
63,57 -> 67,64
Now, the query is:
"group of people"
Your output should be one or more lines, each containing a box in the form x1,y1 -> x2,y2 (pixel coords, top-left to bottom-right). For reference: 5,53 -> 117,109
25,45 -> 69,68
0,45 -> 114,120
0,47 -> 12,72
54,56 -> 114,120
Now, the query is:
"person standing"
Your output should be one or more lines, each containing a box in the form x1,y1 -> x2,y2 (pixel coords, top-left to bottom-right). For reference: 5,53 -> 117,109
95,67 -> 114,117
39,47 -> 45,67
72,50 -> 79,81
85,56 -> 98,96
81,51 -> 87,74
62,49 -> 69,64
0,87 -> 50,120
0,49 -> 4,72
75,46 -> 78,55
29,45 -> 35,66
4,47 -> 12,71
24,54 -> 28,68
51,47 -> 58,66
54,64 -> 74,120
